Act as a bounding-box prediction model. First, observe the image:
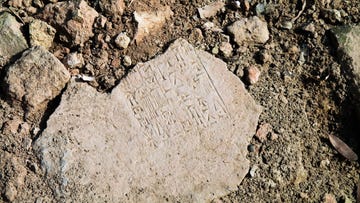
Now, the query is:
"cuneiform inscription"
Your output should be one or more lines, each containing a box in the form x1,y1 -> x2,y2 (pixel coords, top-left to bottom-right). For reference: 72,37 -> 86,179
122,46 -> 229,141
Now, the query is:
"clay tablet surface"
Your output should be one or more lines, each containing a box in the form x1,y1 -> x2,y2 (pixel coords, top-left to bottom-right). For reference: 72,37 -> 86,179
34,39 -> 261,202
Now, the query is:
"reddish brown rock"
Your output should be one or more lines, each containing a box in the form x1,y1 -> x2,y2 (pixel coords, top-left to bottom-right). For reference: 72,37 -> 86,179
246,66 -> 261,85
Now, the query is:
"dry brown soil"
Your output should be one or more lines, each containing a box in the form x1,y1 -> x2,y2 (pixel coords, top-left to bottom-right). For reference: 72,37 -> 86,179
0,0 -> 360,202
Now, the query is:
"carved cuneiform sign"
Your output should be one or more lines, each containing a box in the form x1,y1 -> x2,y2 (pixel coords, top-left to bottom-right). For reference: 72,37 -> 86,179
34,39 -> 262,202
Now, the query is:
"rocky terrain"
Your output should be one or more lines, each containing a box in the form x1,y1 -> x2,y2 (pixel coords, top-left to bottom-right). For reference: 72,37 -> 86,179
0,0 -> 359,202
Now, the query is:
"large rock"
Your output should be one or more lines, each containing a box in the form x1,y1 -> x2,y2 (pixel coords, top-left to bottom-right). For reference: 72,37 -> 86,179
3,46 -> 70,115
33,39 -> 261,202
331,25 -> 360,115
0,12 -> 28,67
42,0 -> 98,46
227,16 -> 270,45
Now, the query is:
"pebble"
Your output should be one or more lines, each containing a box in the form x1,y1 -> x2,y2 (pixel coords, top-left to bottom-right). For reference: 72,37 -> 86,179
64,52 -> 84,69
29,19 -> 56,49
245,66 -> 261,85
280,20 -> 293,30
123,55 -> 132,67
249,165 -> 259,177
255,3 -> 265,15
247,144 -> 256,152
115,32 -> 131,49
255,123 -> 272,142
321,9 -> 342,23
211,46 -> 219,55
219,42 -> 232,57
320,159 -> 330,168
202,22 -> 223,32
302,22 -> 316,34
259,50 -> 271,64
94,15 -> 107,28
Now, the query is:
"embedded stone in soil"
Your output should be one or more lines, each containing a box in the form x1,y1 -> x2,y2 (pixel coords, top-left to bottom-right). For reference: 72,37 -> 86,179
0,12 -> 28,67
33,39 -> 262,202
331,25 -> 360,116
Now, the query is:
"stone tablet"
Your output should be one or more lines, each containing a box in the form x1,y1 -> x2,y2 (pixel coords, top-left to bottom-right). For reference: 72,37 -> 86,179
34,39 -> 262,202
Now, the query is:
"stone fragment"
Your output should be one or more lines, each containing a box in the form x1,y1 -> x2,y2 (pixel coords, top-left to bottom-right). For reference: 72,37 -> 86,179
0,12 -> 28,67
331,25 -> 360,116
42,0 -> 99,46
122,55 -> 131,67
202,21 -> 223,32
115,32 -> 130,49
134,6 -> 173,43
245,66 -> 261,85
227,16 -> 269,45
34,39 -> 262,202
198,1 -> 225,19
29,19 -> 56,49
219,42 -> 233,57
249,165 -> 258,177
99,0 -> 125,16
255,123 -> 272,142
64,52 -> 84,69
4,46 -> 70,115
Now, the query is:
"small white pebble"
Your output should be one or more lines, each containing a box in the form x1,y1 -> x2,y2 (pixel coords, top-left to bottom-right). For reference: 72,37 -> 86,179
249,165 -> 259,177
115,33 -> 131,49
123,55 -> 132,67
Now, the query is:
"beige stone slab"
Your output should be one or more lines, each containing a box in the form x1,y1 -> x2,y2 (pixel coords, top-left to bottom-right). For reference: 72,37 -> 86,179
34,39 -> 261,202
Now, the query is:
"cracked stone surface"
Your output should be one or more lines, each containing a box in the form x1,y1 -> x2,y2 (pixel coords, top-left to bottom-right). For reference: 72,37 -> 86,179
33,39 -> 262,202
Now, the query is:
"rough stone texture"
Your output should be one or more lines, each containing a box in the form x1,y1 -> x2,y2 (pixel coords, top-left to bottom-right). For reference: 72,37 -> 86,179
134,6 -> 173,43
198,0 -> 225,19
0,152 -> 27,202
115,32 -> 131,49
42,0 -> 99,46
4,46 -> 70,115
99,0 -> 125,16
0,12 -> 28,67
29,19 -> 56,49
227,16 -> 269,45
331,25 -> 360,115
34,39 -> 261,202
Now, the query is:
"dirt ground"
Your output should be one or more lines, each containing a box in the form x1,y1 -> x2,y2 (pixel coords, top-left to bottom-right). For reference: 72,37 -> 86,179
0,0 -> 360,202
